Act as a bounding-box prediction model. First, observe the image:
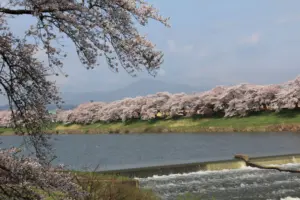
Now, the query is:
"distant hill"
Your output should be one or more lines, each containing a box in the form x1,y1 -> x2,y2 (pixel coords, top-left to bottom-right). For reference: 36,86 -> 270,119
47,104 -> 77,110
0,79 -> 207,109
0,104 -> 77,111
0,105 -> 9,110
62,79 -> 206,105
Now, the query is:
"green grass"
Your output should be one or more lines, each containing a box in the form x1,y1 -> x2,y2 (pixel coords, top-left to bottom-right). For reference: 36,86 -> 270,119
2,109 -> 300,135
70,170 -> 132,181
3,172 -> 158,200
52,109 -> 300,134
74,173 -> 158,200
0,127 -> 13,135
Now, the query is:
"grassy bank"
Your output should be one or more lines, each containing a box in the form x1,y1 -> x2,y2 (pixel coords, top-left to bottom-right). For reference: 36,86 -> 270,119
1,110 -> 300,135
51,109 -> 300,134
43,171 -> 203,200
70,172 -> 207,200
19,172 -> 158,200
71,172 -> 158,200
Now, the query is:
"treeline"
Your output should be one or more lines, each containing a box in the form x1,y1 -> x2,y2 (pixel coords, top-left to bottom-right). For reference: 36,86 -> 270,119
0,76 -> 299,126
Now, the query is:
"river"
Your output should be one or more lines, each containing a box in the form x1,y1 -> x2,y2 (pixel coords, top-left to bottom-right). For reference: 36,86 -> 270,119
1,132 -> 300,199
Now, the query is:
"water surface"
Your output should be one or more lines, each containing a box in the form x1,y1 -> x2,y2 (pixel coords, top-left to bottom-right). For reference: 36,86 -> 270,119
1,132 -> 300,170
2,132 -> 300,199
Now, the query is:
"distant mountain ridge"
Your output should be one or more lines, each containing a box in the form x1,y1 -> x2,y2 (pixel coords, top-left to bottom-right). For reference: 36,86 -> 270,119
0,104 -> 77,111
0,79 -> 207,110
61,79 -> 206,105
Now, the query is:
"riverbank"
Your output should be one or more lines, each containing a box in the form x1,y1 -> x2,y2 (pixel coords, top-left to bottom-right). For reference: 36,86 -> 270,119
1,110 -> 300,135
34,171 -> 158,200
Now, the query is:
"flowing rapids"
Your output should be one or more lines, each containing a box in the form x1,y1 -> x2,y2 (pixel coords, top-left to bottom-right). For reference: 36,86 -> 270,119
137,164 -> 300,200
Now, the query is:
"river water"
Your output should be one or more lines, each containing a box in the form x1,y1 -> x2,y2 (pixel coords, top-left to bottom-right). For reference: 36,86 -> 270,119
1,132 -> 300,199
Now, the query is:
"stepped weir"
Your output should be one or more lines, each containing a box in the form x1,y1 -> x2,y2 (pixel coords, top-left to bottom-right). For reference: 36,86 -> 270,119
98,154 -> 300,178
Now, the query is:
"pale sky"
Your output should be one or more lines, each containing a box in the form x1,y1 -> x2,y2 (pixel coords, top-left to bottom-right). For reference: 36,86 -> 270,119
5,0 -> 300,93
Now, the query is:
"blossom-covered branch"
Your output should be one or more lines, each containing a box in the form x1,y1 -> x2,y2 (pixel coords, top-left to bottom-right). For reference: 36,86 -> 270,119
1,0 -> 170,75
0,0 -> 169,156
0,0 -> 169,198
0,148 -> 85,200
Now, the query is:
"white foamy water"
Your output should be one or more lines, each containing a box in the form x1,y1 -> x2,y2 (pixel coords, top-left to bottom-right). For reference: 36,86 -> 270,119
137,164 -> 300,200
136,166 -> 257,181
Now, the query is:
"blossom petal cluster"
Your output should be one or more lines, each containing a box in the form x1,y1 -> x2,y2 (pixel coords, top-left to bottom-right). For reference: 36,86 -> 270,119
0,148 -> 85,200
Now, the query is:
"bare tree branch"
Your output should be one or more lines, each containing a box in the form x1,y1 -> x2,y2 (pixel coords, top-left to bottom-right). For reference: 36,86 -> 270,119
235,154 -> 300,174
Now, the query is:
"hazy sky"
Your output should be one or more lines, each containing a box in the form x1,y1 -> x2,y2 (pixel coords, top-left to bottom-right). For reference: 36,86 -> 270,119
6,0 -> 300,93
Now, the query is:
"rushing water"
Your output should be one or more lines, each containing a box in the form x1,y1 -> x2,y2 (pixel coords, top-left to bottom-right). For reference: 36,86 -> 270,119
2,132 -> 300,199
137,164 -> 300,200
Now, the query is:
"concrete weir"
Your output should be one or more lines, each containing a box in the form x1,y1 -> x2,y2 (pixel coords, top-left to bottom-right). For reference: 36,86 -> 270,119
98,153 -> 300,178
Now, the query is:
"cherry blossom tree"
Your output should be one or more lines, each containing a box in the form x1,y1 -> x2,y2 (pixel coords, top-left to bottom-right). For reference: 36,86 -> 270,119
0,0 -> 169,137
0,148 -> 86,200
0,0 -> 169,199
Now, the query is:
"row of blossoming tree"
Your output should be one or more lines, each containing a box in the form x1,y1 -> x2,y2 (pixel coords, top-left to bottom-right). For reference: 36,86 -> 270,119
0,76 -> 299,127
54,75 -> 300,123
